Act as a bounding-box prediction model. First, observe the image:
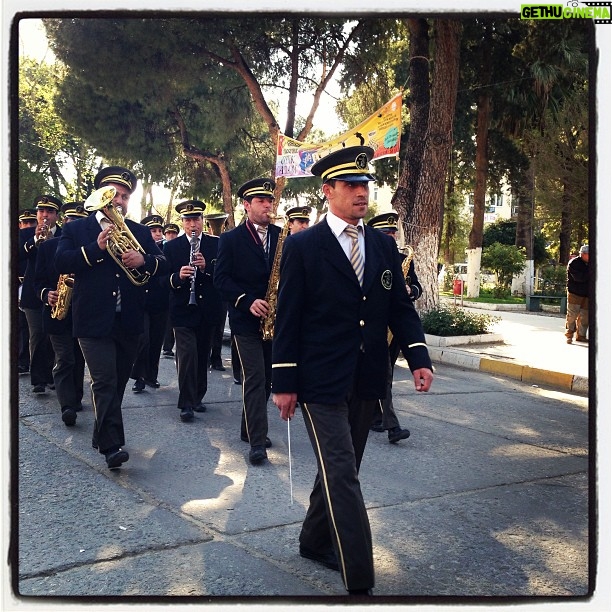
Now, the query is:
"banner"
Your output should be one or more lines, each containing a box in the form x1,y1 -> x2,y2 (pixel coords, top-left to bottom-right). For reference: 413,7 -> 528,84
275,92 -> 403,179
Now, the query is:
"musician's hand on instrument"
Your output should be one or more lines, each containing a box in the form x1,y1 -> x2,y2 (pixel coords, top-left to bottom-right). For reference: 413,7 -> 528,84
121,249 -> 145,269
250,298 -> 270,318
47,290 -> 59,306
97,226 -> 113,250
192,252 -> 205,271
273,393 -> 298,421
413,368 -> 433,392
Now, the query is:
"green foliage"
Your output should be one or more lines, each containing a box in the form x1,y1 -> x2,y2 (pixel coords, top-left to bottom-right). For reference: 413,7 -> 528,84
481,242 -> 527,288
421,305 -> 499,336
538,264 -> 566,295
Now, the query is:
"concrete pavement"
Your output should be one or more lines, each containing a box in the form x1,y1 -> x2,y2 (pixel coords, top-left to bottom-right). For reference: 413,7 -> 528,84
10,307 -> 595,608
430,300 -> 589,395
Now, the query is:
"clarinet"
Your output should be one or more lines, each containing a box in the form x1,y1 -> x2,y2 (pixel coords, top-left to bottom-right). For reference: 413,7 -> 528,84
188,230 -> 198,306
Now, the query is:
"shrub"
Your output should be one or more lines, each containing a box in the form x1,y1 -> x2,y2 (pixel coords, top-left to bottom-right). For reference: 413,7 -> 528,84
421,305 -> 500,336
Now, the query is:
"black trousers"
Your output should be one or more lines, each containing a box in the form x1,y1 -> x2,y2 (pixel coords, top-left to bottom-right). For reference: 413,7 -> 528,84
173,324 -> 214,409
233,334 -> 272,447
79,318 -> 139,454
162,315 -> 174,352
131,309 -> 168,383
23,307 -> 54,386
49,333 -> 85,410
373,340 -> 401,430
18,308 -> 30,369
299,385 -> 377,592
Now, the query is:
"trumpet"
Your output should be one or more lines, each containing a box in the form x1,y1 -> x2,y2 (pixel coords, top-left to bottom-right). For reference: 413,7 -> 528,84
35,221 -> 50,245
51,274 -> 74,320
84,186 -> 150,286
188,230 -> 198,306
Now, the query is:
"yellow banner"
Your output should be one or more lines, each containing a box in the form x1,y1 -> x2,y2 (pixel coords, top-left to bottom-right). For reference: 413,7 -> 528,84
275,92 -> 403,179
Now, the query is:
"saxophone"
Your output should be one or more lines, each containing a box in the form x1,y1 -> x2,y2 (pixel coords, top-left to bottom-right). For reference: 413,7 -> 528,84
260,215 -> 289,341
388,245 -> 415,345
51,274 -> 74,320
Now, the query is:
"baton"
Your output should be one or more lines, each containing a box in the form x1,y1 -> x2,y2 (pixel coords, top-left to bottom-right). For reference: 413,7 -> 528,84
288,417 -> 293,505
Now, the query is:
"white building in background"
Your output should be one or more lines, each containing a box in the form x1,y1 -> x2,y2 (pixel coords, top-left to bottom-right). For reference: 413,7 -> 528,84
464,182 -> 516,224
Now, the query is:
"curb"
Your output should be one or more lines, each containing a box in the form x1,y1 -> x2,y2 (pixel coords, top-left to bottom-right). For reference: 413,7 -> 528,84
428,346 -> 588,395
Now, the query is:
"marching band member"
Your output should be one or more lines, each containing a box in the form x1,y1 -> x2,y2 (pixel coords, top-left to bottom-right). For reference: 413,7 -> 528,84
271,146 -> 433,595
161,223 -> 180,358
163,201 -> 224,422
18,209 -> 38,375
34,202 -> 88,426
55,167 -> 166,469
214,178 -> 281,465
285,206 -> 311,235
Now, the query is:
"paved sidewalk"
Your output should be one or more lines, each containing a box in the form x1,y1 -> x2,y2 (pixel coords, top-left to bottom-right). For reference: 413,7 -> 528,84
428,302 -> 589,395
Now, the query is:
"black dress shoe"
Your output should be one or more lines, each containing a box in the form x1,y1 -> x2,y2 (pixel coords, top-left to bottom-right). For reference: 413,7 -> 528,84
299,545 -> 340,571
32,384 -> 46,394
370,422 -> 385,433
144,379 -> 160,389
388,426 -> 411,444
61,407 -> 77,427
233,377 -> 241,385
249,445 -> 267,465
211,362 -> 226,371
132,379 -> 145,393
241,434 -> 272,448
162,350 -> 174,358
193,403 -> 207,413
180,407 -> 194,422
18,365 -> 29,375
105,448 -> 129,469
348,589 -> 372,596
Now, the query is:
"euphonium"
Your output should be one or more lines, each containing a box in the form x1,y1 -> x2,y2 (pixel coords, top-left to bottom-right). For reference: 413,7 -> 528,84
51,274 -> 74,320
84,186 -> 149,286
260,214 -> 289,341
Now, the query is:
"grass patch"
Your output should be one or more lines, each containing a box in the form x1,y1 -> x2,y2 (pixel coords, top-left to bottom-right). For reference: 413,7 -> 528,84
440,291 -> 525,305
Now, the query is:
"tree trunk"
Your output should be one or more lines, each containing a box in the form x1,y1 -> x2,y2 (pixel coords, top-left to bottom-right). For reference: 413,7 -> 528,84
513,157 -> 535,295
466,24 -> 493,299
395,19 -> 462,313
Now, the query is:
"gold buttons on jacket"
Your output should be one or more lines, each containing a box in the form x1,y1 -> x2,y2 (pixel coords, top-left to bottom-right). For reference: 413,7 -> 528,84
359,320 -> 365,327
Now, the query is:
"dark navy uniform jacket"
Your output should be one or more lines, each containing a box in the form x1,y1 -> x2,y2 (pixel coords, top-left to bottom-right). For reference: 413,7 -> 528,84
271,218 -> 432,404
54,214 -> 166,338
163,232 -> 224,328
34,236 -> 72,336
214,221 -> 281,337
143,241 -> 170,314
19,225 -> 62,310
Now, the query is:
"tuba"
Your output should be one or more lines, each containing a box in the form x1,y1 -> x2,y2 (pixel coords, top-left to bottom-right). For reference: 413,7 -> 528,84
204,213 -> 229,236
84,186 -> 150,286
51,274 -> 74,320
260,214 -> 289,341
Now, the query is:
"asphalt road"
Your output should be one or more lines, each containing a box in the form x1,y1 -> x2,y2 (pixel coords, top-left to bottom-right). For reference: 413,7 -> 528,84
10,339 -> 595,610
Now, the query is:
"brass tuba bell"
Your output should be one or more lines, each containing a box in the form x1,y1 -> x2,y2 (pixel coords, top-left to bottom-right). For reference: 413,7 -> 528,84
84,186 -> 150,286
204,213 -> 229,236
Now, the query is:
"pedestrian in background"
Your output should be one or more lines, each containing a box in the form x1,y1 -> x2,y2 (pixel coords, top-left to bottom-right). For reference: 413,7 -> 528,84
565,244 -> 589,344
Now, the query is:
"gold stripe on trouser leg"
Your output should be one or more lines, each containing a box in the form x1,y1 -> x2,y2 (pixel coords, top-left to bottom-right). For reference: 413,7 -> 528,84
302,403 -> 348,584
233,336 -> 249,443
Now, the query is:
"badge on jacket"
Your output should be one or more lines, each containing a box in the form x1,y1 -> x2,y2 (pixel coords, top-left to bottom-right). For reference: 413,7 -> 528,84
381,270 -> 392,290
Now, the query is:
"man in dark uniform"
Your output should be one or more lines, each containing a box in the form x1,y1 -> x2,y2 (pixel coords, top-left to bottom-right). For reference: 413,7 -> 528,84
214,178 -> 281,465
367,211 -> 420,443
271,146 -> 433,596
131,214 -> 170,393
161,222 -> 180,358
285,206 -> 311,235
55,166 -> 166,469
34,202 -> 88,426
19,195 -> 63,393
18,209 -> 38,374
163,200 -> 224,422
